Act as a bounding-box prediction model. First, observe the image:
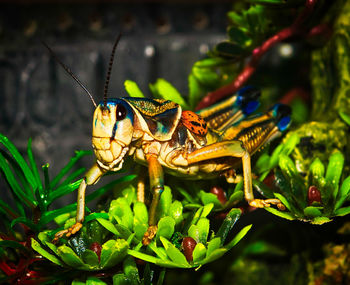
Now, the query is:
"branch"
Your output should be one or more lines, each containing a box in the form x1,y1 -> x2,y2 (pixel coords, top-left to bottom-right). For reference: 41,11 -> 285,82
196,0 -> 318,110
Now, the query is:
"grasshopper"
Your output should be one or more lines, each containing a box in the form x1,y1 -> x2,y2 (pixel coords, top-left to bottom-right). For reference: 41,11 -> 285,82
49,36 -> 291,245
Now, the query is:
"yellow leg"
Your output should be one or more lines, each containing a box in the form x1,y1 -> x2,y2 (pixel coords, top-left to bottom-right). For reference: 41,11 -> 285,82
136,166 -> 146,203
53,163 -> 104,242
142,154 -> 164,246
187,141 -> 284,209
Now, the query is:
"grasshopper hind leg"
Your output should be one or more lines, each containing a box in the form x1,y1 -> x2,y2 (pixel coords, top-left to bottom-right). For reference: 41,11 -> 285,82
187,141 -> 285,210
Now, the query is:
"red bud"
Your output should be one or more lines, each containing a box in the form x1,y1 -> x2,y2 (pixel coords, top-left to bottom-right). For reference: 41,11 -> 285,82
308,185 -> 322,205
182,237 -> 197,262
89,242 -> 102,261
210,186 -> 227,204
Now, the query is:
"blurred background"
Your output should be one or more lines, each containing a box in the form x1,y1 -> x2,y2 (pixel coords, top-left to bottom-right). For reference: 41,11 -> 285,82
0,1 -> 229,175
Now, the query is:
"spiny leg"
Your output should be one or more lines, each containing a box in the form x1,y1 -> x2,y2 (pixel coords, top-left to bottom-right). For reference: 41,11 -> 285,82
53,163 -> 104,242
187,141 -> 284,209
142,154 -> 164,246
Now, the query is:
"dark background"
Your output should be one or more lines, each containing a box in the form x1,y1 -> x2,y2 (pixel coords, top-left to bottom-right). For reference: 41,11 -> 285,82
0,2 -> 229,177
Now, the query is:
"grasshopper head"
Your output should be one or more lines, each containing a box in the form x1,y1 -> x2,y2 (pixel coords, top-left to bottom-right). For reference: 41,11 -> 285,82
92,99 -> 134,170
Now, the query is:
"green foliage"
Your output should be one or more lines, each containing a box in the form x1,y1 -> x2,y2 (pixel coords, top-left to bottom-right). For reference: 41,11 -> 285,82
255,134 -> 350,223
0,134 -> 95,233
33,233 -> 128,270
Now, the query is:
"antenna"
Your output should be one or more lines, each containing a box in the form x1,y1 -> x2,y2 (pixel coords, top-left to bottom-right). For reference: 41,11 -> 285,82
42,41 -> 97,108
103,33 -> 122,108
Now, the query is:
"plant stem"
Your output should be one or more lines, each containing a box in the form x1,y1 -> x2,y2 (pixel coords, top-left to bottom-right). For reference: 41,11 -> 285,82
196,0 -> 318,110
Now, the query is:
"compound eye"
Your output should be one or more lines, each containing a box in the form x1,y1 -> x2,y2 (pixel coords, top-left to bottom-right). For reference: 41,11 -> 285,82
116,104 -> 127,121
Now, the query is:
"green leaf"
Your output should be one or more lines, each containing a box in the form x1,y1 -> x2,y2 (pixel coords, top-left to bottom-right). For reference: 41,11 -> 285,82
85,212 -> 109,223
59,168 -> 85,189
265,207 -> 295,220
253,179 -> 274,199
201,203 -> 214,218
192,66 -> 221,87
169,200 -> 183,225
281,133 -> 300,156
228,26 -> 252,47
334,206 -> 350,217
206,237 -> 221,258
81,249 -> 99,267
128,249 -> 183,268
188,73 -> 203,109
269,144 -> 284,169
335,176 -> 350,210
57,244 -> 89,269
157,186 -> 172,219
339,110 -> 350,126
31,238 -> 65,266
156,216 -> 176,241
121,184 -> 137,206
197,248 -> 227,265
150,79 -> 189,109
27,139 -> 44,199
160,237 -> 190,267
279,155 -> 306,207
325,151 -> 345,199
112,274 -> 129,285
50,150 -> 91,189
174,186 -> 194,203
216,208 -> 241,245
133,202 -> 148,240
192,243 -> 207,263
100,239 -> 129,268
188,224 -> 200,243
48,180 -> 82,204
0,134 -> 37,190
310,158 -> 325,182
193,57 -> 228,68
255,153 -> 271,174
148,241 -> 168,260
125,80 -> 145,98
312,216 -> 332,225
214,41 -> 245,58
86,276 -> 108,285
123,256 -> 141,285
40,204 -> 77,227
224,224 -> 252,251
109,198 -> 134,230
197,218 -> 210,244
279,154 -> 298,177
38,232 -> 59,255
274,193 -> 292,212
0,152 -> 35,208
157,268 -> 166,285
199,191 -> 222,208
115,224 -> 133,240
227,190 -> 244,205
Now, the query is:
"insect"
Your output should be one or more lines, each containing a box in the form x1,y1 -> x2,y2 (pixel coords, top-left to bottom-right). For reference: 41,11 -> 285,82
48,36 -> 291,245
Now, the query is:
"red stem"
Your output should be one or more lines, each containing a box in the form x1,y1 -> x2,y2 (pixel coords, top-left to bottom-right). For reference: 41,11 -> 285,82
195,0 -> 318,110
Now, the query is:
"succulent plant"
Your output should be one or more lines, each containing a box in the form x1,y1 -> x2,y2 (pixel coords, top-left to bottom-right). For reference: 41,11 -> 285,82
254,133 -> 350,224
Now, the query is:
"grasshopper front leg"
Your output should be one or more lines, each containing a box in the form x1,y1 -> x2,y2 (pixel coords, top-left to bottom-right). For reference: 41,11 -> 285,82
53,163 -> 104,242
187,141 -> 284,209
142,153 -> 164,246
